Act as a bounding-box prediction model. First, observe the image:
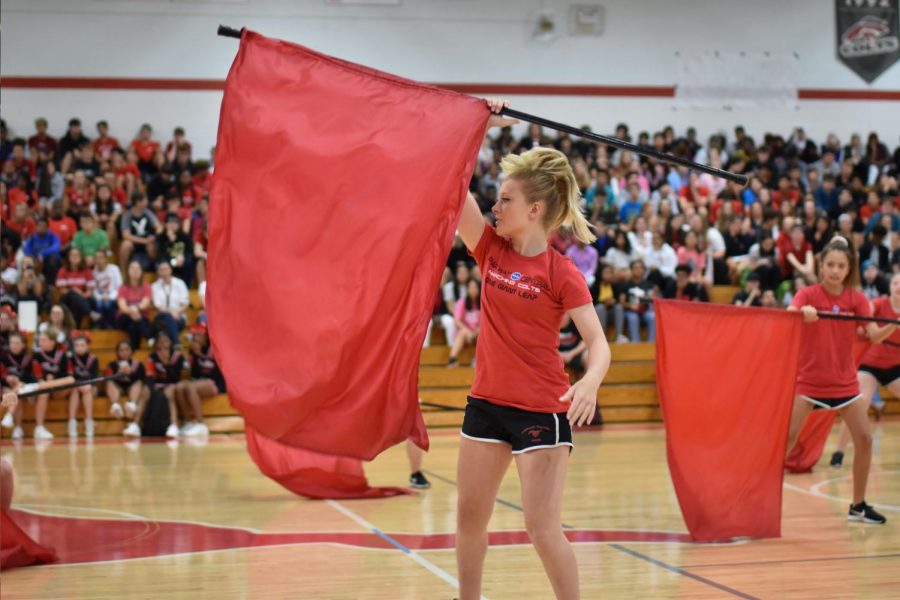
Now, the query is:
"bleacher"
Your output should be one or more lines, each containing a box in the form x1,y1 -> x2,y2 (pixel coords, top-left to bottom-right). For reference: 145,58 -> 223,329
13,286 -> 899,436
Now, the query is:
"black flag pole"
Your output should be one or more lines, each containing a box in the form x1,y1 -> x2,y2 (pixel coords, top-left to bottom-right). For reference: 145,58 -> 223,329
215,25 -> 749,186
16,375 -> 128,400
816,312 -> 900,325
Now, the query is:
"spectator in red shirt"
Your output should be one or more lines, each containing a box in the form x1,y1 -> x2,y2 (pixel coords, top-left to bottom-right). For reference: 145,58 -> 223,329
192,161 -> 211,195
116,260 -> 153,349
111,148 -> 140,199
130,123 -> 160,175
7,203 -> 36,239
48,200 -> 78,248
176,170 -> 200,206
678,172 -> 710,214
100,170 -> 128,206
781,223 -> 815,282
63,169 -> 95,214
27,117 -> 57,161
860,191 -> 881,224
57,247 -> 95,328
92,120 -> 120,160
7,174 -> 37,215
772,175 -> 801,209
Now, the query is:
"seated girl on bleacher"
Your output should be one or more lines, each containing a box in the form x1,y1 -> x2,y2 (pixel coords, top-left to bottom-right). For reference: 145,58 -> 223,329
180,323 -> 223,437
447,280 -> 481,367
145,332 -> 186,439
68,331 -> 98,438
1,332 -> 35,440
31,328 -> 69,441
104,340 -> 148,437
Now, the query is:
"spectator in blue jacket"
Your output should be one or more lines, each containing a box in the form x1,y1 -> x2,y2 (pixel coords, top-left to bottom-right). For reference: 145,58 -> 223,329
814,175 -> 841,216
24,218 -> 62,284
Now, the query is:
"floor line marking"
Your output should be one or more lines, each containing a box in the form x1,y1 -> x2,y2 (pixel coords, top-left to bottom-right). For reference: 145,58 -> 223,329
326,499 -> 480,599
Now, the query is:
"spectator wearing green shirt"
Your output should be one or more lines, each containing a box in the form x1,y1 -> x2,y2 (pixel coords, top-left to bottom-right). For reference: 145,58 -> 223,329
72,212 -> 109,267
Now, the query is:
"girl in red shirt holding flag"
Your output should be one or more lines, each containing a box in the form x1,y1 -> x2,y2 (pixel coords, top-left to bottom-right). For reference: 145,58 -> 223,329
830,272 -> 900,467
787,237 -> 897,525
454,100 -> 611,600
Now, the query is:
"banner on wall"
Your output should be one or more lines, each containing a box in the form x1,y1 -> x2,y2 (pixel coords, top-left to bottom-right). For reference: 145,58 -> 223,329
675,51 -> 799,109
836,0 -> 900,83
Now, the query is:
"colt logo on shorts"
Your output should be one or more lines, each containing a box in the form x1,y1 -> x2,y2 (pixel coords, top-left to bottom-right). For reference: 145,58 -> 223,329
522,425 -> 550,441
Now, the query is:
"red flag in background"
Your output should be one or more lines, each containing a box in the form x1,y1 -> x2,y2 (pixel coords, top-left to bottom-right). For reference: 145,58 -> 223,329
784,411 -> 836,473
208,31 -> 489,497
785,334 -> 871,473
655,300 -> 802,542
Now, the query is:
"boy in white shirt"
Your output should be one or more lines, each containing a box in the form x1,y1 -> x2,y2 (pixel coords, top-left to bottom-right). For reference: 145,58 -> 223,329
151,261 -> 190,346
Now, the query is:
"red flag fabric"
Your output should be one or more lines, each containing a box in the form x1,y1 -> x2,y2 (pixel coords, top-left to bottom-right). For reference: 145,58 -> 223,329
655,300 -> 802,542
784,334 -> 871,473
784,411 -> 837,473
208,31 -> 488,496
245,429 -> 410,499
1,509 -> 58,570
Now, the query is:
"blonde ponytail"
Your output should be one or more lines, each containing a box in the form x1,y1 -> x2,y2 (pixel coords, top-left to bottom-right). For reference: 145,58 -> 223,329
499,147 -> 596,244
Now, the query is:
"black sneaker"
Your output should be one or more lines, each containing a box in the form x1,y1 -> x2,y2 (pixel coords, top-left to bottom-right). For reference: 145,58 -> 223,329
829,450 -> 844,468
409,471 -> 431,489
848,501 -> 887,524
446,357 -> 459,367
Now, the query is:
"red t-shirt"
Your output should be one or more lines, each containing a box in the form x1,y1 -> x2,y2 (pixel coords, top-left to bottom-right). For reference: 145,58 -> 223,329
791,284 -> 872,397
93,136 -> 120,159
111,186 -> 128,206
192,172 -> 210,195
7,218 -> 37,239
772,189 -> 800,209
679,184 -> 710,205
780,240 -> 811,278
11,158 -> 36,179
49,216 -> 78,246
8,187 -> 35,210
28,134 -> 57,156
115,163 -> 141,181
193,218 -> 208,247
55,267 -> 95,292
467,223 -> 592,412
66,185 -> 95,211
131,139 -> 160,163
861,297 -> 900,369
117,284 -> 153,317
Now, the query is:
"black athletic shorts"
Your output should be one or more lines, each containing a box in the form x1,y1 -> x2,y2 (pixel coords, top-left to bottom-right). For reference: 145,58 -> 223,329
461,396 -> 573,454
858,364 -> 900,387
801,394 -> 862,411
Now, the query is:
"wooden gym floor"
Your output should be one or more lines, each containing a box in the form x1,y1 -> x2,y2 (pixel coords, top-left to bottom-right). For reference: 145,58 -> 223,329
1,419 -> 898,599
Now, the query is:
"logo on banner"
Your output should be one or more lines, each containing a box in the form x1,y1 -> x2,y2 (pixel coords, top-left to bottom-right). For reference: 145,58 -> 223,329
836,0 -> 900,83
841,15 -> 898,57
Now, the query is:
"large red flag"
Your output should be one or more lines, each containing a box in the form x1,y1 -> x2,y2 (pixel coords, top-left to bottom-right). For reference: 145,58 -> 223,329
1,509 -> 58,570
655,300 -> 802,542
784,335 -> 871,472
209,31 -> 488,496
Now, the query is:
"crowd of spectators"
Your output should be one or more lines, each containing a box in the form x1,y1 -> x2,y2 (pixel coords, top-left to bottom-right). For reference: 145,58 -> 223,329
437,121 -> 900,354
0,117 -> 219,440
3,113 -> 900,418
